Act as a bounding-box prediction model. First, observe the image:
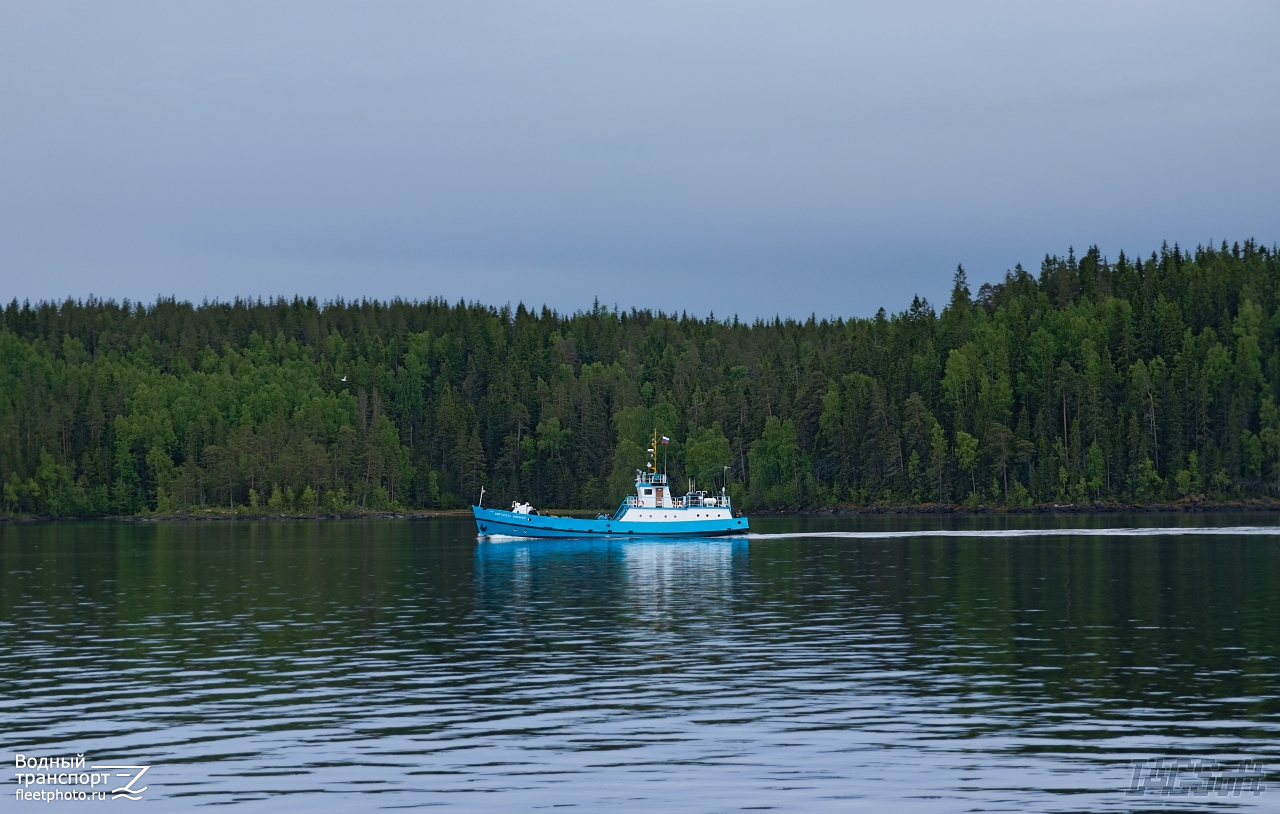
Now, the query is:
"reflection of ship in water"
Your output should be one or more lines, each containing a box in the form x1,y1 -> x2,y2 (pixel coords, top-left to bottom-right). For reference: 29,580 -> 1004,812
474,538 -> 749,621
623,540 -> 744,621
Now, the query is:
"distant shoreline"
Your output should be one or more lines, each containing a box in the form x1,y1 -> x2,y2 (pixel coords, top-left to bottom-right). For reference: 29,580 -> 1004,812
757,498 -> 1280,516
5,498 -> 1280,523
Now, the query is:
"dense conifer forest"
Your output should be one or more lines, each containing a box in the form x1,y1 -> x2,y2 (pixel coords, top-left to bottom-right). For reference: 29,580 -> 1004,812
3,240 -> 1279,517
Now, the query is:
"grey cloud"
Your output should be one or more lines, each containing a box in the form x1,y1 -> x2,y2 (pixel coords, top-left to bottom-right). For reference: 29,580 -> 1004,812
2,1 -> 1277,317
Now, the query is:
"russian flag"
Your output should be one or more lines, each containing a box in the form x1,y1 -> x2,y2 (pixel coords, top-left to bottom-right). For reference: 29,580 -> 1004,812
660,436 -> 670,444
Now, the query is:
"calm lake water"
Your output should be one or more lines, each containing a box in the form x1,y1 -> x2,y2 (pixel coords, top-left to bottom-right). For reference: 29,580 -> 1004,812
3,515 -> 1279,812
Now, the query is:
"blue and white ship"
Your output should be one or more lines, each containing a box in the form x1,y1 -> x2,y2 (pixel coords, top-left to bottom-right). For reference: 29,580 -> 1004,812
472,431 -> 748,539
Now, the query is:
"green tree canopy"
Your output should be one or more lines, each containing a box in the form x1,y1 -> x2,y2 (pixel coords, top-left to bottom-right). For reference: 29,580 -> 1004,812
3,239 -> 1280,516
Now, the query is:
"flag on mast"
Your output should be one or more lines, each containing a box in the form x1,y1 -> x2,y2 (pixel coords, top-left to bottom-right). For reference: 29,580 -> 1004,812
660,436 -> 670,444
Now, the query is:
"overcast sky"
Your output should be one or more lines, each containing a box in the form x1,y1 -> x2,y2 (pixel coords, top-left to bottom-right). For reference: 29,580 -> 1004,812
2,1 -> 1278,319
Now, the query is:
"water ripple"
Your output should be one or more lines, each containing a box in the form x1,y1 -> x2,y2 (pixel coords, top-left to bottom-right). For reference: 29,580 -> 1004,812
2,516 -> 1279,811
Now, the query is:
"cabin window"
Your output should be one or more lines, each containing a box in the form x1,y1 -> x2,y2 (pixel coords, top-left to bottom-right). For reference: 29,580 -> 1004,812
643,489 -> 653,496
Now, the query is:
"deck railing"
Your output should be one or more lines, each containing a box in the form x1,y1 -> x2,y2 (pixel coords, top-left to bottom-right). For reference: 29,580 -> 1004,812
674,493 -> 730,509
614,492 -> 732,516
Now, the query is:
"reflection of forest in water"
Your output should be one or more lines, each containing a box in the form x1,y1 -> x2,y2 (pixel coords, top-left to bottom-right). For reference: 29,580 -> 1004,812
752,531 -> 1279,716
4,517 -> 1279,737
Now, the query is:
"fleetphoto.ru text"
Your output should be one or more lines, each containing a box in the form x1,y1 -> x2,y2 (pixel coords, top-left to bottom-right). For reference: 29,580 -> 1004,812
13,754 -> 150,802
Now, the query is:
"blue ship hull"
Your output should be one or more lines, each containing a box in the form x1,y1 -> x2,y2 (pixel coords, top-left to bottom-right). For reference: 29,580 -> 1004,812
472,505 -> 749,538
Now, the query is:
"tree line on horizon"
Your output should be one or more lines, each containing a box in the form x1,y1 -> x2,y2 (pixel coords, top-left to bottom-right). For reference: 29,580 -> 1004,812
3,239 -> 1279,518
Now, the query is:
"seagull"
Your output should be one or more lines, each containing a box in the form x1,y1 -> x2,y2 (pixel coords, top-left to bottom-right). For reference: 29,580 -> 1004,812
340,375 -> 348,382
